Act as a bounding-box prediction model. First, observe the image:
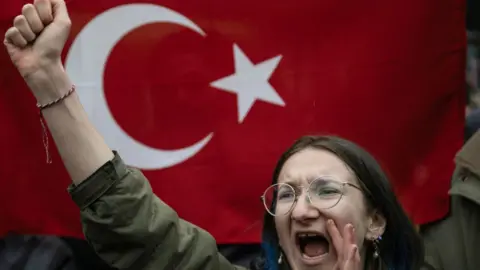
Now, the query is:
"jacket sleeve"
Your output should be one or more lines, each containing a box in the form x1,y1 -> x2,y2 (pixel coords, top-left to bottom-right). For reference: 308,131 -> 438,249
67,152 -> 245,270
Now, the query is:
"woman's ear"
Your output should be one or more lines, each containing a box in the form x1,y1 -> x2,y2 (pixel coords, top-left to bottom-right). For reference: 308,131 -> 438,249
366,210 -> 386,239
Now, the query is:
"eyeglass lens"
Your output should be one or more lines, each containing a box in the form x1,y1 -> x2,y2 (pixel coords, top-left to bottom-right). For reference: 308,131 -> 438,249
262,179 -> 345,216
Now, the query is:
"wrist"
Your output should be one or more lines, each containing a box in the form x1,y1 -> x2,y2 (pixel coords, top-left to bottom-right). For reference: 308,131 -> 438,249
24,60 -> 74,105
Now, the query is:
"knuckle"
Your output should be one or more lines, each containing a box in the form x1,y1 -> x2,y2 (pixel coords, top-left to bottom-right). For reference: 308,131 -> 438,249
5,27 -> 17,38
33,23 -> 44,33
58,18 -> 72,28
25,31 -> 36,41
43,13 -> 54,23
22,4 -> 35,14
13,15 -> 25,26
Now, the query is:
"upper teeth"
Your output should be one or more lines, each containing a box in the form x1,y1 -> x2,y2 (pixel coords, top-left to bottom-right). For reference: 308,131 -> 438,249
298,233 -> 319,237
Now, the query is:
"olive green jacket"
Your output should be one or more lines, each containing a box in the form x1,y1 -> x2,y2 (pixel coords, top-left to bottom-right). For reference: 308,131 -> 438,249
68,152 -> 246,270
422,131 -> 480,270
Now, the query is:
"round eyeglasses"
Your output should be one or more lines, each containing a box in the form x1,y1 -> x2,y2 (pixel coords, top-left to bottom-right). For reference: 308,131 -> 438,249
260,178 -> 365,216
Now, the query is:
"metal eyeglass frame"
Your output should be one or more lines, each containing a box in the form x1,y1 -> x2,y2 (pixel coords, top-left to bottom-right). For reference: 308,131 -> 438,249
260,178 -> 370,216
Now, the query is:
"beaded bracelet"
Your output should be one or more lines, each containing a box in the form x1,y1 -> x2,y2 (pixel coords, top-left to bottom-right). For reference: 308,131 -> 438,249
37,85 -> 76,110
37,85 -> 76,164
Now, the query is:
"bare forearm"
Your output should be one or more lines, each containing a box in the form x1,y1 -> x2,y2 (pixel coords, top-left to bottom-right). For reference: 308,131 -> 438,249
29,63 -> 113,185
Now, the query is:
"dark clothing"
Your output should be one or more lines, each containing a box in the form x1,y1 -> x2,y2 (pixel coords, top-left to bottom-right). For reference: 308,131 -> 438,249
0,234 -> 76,270
422,131 -> 480,270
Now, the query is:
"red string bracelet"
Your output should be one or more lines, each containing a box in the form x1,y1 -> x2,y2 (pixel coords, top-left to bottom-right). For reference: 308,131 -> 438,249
37,85 -> 76,164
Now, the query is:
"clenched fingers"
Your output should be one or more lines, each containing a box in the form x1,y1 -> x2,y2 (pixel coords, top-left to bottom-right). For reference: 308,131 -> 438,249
13,15 -> 36,42
34,0 -> 53,24
5,27 -> 28,48
22,4 -> 44,34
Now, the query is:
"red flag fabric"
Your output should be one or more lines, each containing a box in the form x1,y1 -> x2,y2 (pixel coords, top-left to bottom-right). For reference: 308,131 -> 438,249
0,0 -> 465,243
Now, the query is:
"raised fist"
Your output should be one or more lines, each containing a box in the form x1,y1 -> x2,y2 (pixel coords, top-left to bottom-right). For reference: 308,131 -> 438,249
4,0 -> 71,79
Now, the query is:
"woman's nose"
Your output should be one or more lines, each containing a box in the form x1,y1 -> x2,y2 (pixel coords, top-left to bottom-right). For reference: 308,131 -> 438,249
290,193 -> 319,221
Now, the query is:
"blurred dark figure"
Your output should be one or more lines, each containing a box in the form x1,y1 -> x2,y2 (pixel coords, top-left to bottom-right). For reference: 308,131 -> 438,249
0,233 -> 76,270
0,234 -> 260,270
467,0 -> 479,32
422,110 -> 480,270
466,109 -> 480,141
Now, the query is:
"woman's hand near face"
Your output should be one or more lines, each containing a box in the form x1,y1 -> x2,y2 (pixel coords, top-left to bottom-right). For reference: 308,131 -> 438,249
327,219 -> 362,270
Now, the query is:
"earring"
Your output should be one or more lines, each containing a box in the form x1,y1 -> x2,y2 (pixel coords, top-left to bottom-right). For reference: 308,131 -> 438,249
372,235 -> 382,258
278,253 -> 283,264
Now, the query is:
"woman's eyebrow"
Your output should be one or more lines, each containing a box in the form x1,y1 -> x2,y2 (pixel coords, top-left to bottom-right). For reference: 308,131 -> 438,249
282,180 -> 300,187
282,175 -> 334,186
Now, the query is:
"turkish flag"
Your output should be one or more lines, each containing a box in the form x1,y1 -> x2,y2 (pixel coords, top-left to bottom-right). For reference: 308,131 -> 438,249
0,0 -> 465,244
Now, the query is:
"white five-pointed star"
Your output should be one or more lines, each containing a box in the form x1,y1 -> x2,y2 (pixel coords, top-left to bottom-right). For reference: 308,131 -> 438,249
210,44 -> 285,123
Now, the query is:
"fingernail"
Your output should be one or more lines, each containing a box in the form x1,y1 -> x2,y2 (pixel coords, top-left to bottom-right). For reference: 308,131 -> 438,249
327,219 -> 333,225
351,246 -> 358,259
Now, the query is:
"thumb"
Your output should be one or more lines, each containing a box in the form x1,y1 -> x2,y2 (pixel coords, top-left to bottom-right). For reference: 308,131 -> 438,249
50,0 -> 70,22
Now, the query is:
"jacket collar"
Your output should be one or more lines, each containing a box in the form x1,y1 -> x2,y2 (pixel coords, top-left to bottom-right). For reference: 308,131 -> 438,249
450,131 -> 480,205
455,131 -> 480,177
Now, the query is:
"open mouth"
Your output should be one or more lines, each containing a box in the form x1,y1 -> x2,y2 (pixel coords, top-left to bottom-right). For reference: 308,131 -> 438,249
296,233 -> 330,259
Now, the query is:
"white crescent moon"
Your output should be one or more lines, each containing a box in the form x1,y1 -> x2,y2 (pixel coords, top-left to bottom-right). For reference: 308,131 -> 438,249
64,4 -> 213,170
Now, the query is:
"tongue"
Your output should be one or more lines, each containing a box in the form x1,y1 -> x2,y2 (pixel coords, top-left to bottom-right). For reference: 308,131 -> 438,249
303,242 -> 328,257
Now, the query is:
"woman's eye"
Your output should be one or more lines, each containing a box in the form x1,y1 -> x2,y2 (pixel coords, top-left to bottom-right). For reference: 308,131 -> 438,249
278,191 -> 294,200
316,188 -> 341,195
